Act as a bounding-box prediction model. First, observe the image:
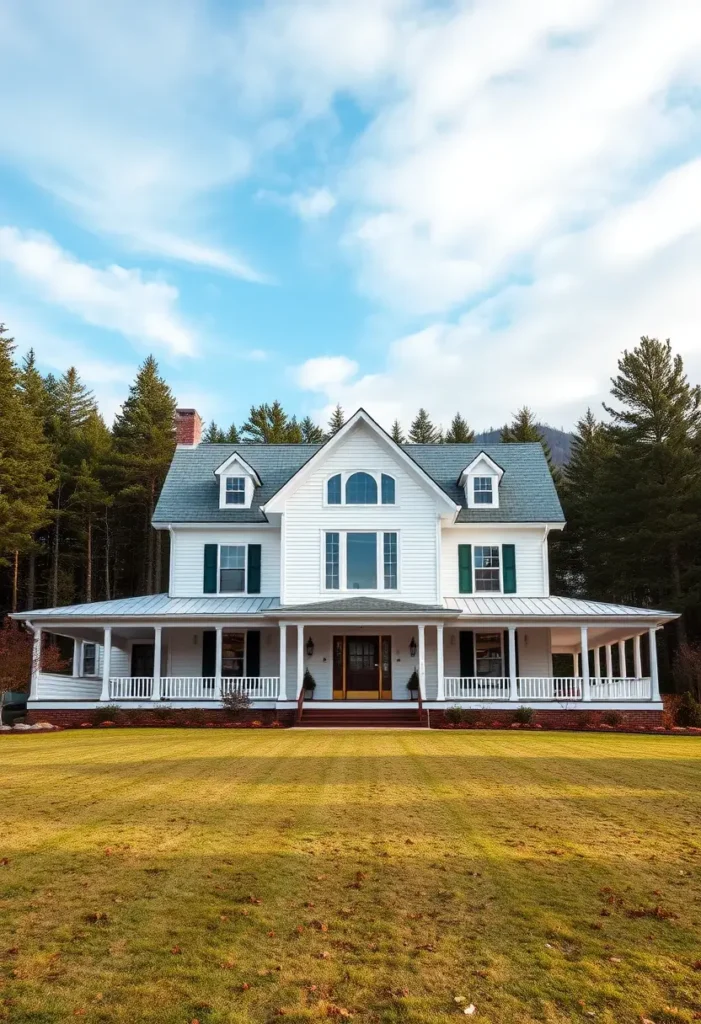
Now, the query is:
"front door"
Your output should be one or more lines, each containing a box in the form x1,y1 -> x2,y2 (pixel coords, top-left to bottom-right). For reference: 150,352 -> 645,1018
346,636 -> 380,699
131,644 -> 154,677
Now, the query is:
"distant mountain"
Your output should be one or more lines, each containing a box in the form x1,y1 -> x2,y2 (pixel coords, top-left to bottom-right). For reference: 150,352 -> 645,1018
475,425 -> 573,467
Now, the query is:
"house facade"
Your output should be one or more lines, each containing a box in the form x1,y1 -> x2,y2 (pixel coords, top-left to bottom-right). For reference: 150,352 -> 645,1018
13,409 -> 676,725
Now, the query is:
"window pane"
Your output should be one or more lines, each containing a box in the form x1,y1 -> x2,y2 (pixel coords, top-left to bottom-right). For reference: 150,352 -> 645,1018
383,532 -> 397,589
325,532 -> 340,590
475,631 -> 503,676
220,545 -> 246,593
474,545 -> 500,592
473,476 -> 493,504
327,474 -> 342,505
346,472 -> 378,504
83,643 -> 96,675
226,477 -> 246,504
222,632 -> 245,677
381,474 -> 395,504
347,533 -> 377,589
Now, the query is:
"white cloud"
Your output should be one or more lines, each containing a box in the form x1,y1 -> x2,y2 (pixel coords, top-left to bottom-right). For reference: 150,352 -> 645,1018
0,227 -> 194,356
296,355 -> 359,391
288,188 -> 337,220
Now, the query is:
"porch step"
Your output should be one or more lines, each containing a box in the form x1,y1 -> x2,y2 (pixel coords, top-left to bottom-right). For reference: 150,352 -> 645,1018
299,708 -> 424,728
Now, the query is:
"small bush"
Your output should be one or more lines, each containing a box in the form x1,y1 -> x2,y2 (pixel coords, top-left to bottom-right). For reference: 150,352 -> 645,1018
602,710 -> 623,728
444,706 -> 465,725
513,706 -> 534,725
221,689 -> 252,718
94,703 -> 121,725
407,670 -> 420,696
675,691 -> 701,728
303,669 -> 316,695
461,710 -> 479,726
151,704 -> 174,721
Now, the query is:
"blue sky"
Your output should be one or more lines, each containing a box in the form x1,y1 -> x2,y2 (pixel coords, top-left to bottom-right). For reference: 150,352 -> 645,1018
1,0 -> 701,433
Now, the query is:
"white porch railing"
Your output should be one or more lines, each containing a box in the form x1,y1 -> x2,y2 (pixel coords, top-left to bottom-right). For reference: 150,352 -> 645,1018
519,677 -> 582,700
161,677 -> 216,700
444,677 -> 510,700
590,678 -> 651,700
222,676 -> 279,700
109,677 -> 153,699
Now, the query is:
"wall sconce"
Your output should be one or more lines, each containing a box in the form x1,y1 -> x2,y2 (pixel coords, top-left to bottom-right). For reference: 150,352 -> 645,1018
409,637 -> 417,658
306,636 -> 315,657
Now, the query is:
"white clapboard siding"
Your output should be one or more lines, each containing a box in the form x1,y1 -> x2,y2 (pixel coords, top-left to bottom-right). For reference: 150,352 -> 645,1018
170,528 -> 281,598
441,526 -> 548,598
165,627 -> 280,678
36,673 -> 102,699
283,424 -> 442,605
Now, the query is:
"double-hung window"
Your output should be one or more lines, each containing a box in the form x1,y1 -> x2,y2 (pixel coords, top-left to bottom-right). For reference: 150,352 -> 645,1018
474,546 -> 500,592
475,632 -> 503,676
83,643 -> 96,676
222,632 -> 245,677
473,477 -> 493,504
324,531 -> 398,591
225,477 -> 246,505
220,545 -> 246,593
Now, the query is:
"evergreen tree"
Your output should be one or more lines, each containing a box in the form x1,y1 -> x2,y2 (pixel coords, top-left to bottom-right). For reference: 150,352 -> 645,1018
501,406 -> 556,478
445,413 -> 475,443
203,420 -> 226,443
18,349 -> 53,609
112,356 -> 176,595
408,408 -> 442,443
327,404 -> 345,436
287,416 -> 303,444
242,401 -> 298,443
67,411 -> 113,603
224,423 -> 240,443
300,416 -> 325,443
390,420 -> 405,444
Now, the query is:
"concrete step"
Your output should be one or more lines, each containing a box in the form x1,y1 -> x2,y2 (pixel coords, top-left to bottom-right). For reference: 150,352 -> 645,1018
300,709 -> 423,728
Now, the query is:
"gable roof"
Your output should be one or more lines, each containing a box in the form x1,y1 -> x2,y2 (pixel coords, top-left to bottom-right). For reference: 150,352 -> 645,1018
154,434 -> 564,525
213,451 -> 262,485
458,451 -> 504,486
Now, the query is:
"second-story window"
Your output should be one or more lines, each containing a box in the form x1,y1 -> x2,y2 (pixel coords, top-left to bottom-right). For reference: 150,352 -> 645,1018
381,474 -> 395,504
324,531 -> 398,591
220,545 -> 246,592
473,477 -> 493,504
474,546 -> 500,592
226,477 -> 246,505
347,532 -> 377,588
327,474 -> 342,505
346,472 -> 378,504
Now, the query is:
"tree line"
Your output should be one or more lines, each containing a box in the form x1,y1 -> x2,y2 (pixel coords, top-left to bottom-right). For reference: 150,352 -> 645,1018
1,323 -> 700,686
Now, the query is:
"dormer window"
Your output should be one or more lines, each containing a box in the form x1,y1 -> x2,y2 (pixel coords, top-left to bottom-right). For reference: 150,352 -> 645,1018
225,477 -> 246,505
473,477 -> 493,505
325,471 -> 396,506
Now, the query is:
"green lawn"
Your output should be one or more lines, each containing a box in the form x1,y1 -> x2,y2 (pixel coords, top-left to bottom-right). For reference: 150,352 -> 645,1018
1,731 -> 701,1024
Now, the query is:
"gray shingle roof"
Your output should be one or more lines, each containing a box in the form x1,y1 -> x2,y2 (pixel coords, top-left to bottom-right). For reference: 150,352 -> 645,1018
278,596 -> 454,614
154,439 -> 563,525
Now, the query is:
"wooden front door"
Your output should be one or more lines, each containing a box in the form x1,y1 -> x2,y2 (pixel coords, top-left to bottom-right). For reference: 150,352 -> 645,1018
346,636 -> 380,698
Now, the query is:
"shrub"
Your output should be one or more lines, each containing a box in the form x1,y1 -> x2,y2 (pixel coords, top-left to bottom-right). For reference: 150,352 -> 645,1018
303,669 -> 316,695
513,706 -> 534,725
94,703 -> 121,725
221,689 -> 252,718
444,706 -> 465,725
461,710 -> 479,726
675,690 -> 701,728
407,670 -> 420,696
151,704 -> 174,721
601,710 -> 623,728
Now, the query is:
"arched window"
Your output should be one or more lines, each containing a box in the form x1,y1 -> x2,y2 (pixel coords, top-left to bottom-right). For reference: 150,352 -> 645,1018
327,474 -> 342,505
381,474 -> 395,504
346,472 -> 378,504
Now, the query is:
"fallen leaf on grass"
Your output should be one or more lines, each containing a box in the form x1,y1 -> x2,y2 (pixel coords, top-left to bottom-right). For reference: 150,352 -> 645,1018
220,960 -> 236,970
241,982 -> 250,991
0,858 -> 11,866
608,957 -> 623,963
326,1004 -> 352,1018
85,912 -> 110,923
463,1005 -> 476,1016
318,951 -> 331,959
170,946 -> 182,955
268,930 -> 276,938
73,1011 -> 86,1017
454,996 -> 466,1004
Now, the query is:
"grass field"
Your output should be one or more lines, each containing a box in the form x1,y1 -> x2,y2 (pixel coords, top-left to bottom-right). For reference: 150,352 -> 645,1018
1,730 -> 701,1024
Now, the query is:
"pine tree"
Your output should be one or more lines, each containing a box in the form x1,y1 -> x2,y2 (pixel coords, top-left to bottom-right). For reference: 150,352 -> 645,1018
501,406 -> 556,479
287,416 -> 303,444
112,356 -> 176,595
390,420 -> 405,444
445,413 -> 475,443
408,408 -> 442,444
67,411 -> 113,602
300,416 -> 325,443
242,401 -> 298,443
18,349 -> 53,609
203,420 -> 226,443
224,423 -> 240,443
327,404 -> 345,436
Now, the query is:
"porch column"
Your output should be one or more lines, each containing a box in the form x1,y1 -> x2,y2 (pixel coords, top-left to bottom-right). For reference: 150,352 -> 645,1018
580,627 -> 591,701
29,627 -> 42,700
100,626 -> 112,701
418,624 -> 426,700
605,644 -> 613,679
508,627 -> 518,701
618,639 -> 627,678
594,647 -> 602,680
215,626 -> 223,699
296,624 -> 304,699
278,624 -> 287,700
73,638 -> 83,678
634,634 -> 643,678
573,652 -> 581,677
151,626 -> 162,701
649,627 -> 660,701
436,624 -> 445,701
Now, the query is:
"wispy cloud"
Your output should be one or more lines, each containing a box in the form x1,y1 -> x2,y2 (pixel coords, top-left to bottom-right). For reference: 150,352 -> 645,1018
0,227 -> 194,356
258,187 -> 337,221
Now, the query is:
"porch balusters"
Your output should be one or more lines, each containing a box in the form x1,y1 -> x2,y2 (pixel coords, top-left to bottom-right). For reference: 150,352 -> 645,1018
508,628 -> 517,701
151,626 -> 162,701
580,626 -> 591,701
100,626 -> 112,701
436,624 -> 445,701
418,624 -> 426,700
278,624 -> 287,700
649,627 -> 660,701
215,626 -> 223,701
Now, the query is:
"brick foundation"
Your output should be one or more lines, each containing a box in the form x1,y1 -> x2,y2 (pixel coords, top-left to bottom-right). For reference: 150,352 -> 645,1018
25,708 -> 296,728
429,708 -> 665,730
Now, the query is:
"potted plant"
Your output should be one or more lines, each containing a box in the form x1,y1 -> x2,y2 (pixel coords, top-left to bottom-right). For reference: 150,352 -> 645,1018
303,669 -> 317,699
407,670 -> 420,699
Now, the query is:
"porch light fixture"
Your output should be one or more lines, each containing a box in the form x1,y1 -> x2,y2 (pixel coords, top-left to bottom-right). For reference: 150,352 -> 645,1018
409,637 -> 417,658
306,636 -> 315,658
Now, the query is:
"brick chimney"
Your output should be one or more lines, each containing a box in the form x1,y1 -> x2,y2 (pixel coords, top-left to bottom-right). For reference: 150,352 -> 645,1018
175,408 -> 203,446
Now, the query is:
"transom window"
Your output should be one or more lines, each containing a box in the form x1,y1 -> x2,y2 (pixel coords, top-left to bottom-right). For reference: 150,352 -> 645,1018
474,546 -> 500,592
326,472 -> 396,505
222,631 -> 245,677
225,477 -> 246,505
220,545 -> 246,593
324,531 -> 398,590
473,477 -> 493,504
475,632 -> 503,676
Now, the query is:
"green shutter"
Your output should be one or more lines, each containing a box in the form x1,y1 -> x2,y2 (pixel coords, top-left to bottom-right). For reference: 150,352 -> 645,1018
458,544 -> 472,594
202,630 -> 216,676
246,631 -> 261,677
247,544 -> 262,594
459,631 -> 474,677
503,544 -> 517,593
203,544 -> 218,594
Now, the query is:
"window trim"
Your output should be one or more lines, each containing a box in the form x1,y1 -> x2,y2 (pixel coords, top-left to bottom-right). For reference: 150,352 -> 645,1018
323,471 -> 397,507
473,630 -> 504,677
322,529 -> 400,592
218,472 -> 255,510
218,542 -> 248,595
473,544 -> 502,593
